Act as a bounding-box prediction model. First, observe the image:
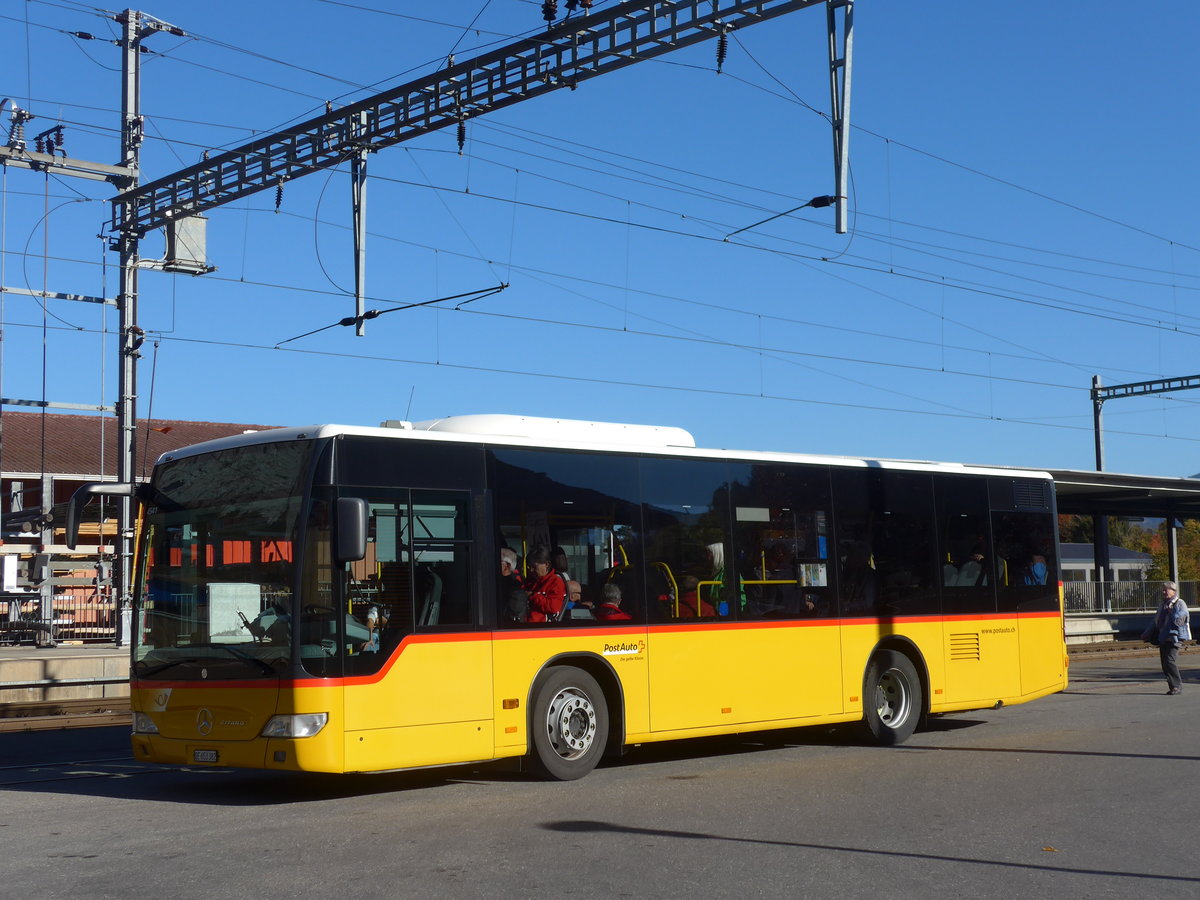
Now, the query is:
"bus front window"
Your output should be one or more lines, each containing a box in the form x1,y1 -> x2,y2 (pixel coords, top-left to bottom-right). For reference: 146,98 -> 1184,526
135,441 -> 311,680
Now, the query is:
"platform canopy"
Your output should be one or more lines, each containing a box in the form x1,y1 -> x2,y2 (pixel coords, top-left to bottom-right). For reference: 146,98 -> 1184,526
1048,469 -> 1200,520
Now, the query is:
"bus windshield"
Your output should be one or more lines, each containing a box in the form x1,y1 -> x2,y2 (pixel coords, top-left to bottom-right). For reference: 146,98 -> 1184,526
134,440 -> 312,680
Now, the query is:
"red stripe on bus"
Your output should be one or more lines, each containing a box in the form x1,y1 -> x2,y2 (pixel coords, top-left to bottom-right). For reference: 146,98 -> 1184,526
134,609 -> 1063,690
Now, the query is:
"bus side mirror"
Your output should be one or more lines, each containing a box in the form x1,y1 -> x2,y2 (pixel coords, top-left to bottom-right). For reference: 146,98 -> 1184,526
66,482 -> 137,550
335,497 -> 368,562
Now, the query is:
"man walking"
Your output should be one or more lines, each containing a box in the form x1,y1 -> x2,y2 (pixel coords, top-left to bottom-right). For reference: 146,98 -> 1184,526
1143,581 -> 1192,695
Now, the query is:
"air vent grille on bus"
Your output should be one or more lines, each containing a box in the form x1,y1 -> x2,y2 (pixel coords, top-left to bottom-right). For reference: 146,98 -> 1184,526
949,632 -> 982,661
1012,479 -> 1050,510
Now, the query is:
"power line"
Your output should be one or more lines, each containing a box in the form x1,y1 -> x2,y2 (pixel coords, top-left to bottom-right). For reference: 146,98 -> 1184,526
333,166 -> 1200,340
471,120 -> 1199,283
6,316 -> 1200,448
0,214 -> 1188,394
451,140 -> 1200,330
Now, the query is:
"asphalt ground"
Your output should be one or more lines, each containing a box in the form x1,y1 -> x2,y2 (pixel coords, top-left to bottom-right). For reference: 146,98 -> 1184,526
1,651 -> 1197,899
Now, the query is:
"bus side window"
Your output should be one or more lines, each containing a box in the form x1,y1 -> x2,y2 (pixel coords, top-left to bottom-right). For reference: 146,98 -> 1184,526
732,463 -> 835,619
641,457 -> 735,622
936,475 -> 995,615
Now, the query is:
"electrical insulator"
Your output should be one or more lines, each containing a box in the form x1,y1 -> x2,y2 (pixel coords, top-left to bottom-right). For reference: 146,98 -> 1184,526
457,121 -> 466,155
35,137 -> 44,154
566,0 -> 579,12
275,179 -> 284,212
716,32 -> 729,73
542,1 -> 557,23
581,0 -> 592,8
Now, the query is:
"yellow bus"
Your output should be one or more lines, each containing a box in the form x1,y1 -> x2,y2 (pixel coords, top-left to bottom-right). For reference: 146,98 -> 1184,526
70,414 -> 1067,780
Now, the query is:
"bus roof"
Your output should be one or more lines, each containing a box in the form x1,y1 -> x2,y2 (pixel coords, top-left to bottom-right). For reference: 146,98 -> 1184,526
155,413 -> 1052,480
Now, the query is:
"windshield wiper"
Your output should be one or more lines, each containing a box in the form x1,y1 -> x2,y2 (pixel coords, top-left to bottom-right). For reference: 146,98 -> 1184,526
137,644 -> 280,677
191,643 -> 280,675
135,656 -> 201,677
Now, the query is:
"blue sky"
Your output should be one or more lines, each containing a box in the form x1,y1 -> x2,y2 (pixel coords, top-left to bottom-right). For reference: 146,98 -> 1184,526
2,0 -> 1198,476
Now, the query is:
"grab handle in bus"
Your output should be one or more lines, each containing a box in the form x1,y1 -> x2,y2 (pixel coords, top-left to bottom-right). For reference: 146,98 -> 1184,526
335,497 -> 369,562
65,481 -> 137,550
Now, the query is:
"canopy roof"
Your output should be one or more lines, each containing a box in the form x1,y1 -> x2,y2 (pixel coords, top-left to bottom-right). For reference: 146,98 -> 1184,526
1049,468 -> 1200,519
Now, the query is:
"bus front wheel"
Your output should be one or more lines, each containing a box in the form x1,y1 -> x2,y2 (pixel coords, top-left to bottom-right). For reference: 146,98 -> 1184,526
861,650 -> 922,745
529,666 -> 609,781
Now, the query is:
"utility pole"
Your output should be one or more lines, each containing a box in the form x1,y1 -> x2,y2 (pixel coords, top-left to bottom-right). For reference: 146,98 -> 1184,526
111,8 -> 185,646
115,8 -> 145,648
1090,377 -> 1111,610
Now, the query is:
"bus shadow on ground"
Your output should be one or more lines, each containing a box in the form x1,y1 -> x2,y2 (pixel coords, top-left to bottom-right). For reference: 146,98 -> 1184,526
0,717 -> 994,806
604,714 -> 988,772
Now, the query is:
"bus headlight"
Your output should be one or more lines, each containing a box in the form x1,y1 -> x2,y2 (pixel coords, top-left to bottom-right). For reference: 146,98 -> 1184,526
261,713 -> 328,738
132,712 -> 159,734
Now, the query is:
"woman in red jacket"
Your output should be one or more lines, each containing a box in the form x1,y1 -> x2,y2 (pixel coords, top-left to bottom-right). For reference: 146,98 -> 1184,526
524,547 -> 566,622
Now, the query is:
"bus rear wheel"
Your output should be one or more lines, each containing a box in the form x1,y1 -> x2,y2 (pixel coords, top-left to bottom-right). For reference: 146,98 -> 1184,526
529,666 -> 608,781
861,650 -> 922,745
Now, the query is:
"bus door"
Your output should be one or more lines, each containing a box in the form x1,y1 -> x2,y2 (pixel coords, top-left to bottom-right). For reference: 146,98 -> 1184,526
336,490 -> 493,770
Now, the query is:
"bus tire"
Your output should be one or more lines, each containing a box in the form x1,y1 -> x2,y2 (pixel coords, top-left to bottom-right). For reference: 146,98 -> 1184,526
861,650 -> 922,745
528,666 -> 609,781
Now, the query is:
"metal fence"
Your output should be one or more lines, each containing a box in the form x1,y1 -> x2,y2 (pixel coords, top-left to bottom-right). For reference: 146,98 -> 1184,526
2,590 -> 115,645
1063,579 -> 1194,614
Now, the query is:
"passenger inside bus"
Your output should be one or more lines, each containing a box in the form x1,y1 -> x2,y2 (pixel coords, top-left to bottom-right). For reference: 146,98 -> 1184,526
703,543 -> 731,615
499,547 -> 523,590
955,546 -> 990,587
552,546 -> 572,588
1024,554 -> 1048,585
498,547 -> 528,622
562,580 -> 595,620
503,588 -> 529,623
594,583 -> 632,621
524,546 -> 566,622
361,604 -> 383,652
675,574 -> 716,618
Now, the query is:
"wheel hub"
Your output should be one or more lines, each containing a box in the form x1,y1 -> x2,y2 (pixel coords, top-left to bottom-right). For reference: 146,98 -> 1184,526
547,688 -> 597,759
875,668 -> 911,728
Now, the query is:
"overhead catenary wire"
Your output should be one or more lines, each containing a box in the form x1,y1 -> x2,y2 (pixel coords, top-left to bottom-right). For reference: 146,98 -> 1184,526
4,315 -> 1196,444
39,101 -> 1195,312
322,166 -> 1200,341
0,216 -> 1194,398
11,79 -> 1190,297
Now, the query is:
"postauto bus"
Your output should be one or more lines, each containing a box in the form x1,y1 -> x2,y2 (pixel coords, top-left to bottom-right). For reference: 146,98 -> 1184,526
69,415 -> 1067,780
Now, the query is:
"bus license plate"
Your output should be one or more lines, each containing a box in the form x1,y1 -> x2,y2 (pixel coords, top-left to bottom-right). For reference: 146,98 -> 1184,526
193,749 -> 219,763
